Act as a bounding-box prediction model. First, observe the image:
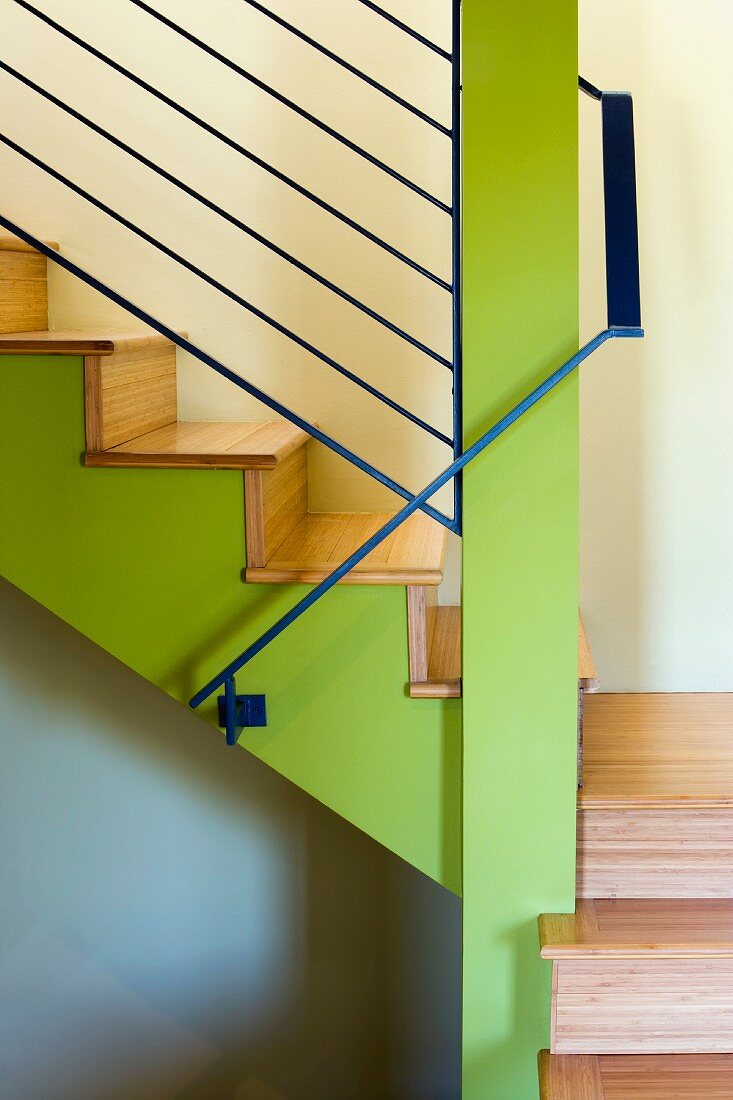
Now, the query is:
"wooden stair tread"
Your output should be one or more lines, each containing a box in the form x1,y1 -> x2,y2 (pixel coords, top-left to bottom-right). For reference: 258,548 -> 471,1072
0,329 -> 180,355
410,605 -> 461,698
540,1051 -> 733,1098
0,234 -> 59,253
87,421 -> 310,470
246,511 -> 447,585
541,898 -> 733,958
580,693 -> 733,808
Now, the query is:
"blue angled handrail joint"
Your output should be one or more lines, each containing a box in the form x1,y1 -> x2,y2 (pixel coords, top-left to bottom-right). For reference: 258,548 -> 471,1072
11,0 -> 450,291
0,132 -> 452,449
0,59 -> 451,370
191,75 -> 644,743
127,0 -> 450,213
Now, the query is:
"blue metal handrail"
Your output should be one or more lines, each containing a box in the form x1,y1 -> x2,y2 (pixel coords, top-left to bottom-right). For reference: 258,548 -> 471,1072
242,0 -> 449,135
354,0 -> 452,62
0,132 -> 453,447
127,0 -> 451,212
190,327 -> 641,731
190,74 -> 644,743
0,60 -> 451,370
12,0 -> 450,291
0,212 -> 457,532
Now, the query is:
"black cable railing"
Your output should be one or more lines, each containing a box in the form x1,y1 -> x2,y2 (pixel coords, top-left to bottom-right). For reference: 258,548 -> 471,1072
1,213 -> 456,532
128,0 -> 451,212
354,0 -> 451,62
0,60 -> 451,370
0,131 -> 453,447
241,0 -> 449,135
11,0 -> 451,291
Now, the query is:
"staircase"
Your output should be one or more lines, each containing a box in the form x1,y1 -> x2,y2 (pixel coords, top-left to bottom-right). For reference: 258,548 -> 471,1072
539,685 -> 733,1096
0,232 -> 459,701
0,3 -> 647,1093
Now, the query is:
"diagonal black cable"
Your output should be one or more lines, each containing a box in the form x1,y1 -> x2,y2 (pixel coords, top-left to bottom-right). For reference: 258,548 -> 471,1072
353,0 -> 451,61
127,0 -> 451,212
0,60 -> 452,369
10,0 -> 451,291
0,131 -> 453,447
0,212 -> 455,529
241,0 -> 450,136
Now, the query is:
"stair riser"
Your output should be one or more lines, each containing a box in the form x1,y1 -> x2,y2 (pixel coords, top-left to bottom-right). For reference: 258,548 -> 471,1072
0,250 -> 48,333
577,807 -> 733,898
84,344 -> 177,452
552,958 -> 733,1054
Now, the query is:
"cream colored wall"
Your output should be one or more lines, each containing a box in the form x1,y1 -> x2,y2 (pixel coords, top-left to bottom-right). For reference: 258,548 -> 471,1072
580,0 -> 733,690
0,0 -> 457,531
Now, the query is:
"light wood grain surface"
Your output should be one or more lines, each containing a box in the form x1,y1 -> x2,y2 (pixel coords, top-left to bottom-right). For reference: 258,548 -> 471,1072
540,1052 -> 733,1098
407,587 -> 461,698
0,234 -> 59,252
246,511 -> 447,585
577,805 -> 733,898
0,329 -> 178,355
245,447 -> 309,567
0,253 -> 48,334
88,420 -> 309,470
84,340 -> 177,450
580,693 -> 733,807
541,898 -> 733,958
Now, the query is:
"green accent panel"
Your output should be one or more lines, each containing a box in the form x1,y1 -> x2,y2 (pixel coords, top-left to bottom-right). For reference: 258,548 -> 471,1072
461,2 -> 579,1098
0,356 -> 460,892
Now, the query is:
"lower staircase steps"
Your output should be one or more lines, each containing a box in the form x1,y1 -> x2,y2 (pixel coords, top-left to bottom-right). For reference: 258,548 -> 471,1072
580,693 -> 733,808
541,899 -> 733,1054
245,510 -> 447,586
577,692 -> 733,898
539,1052 -> 733,1099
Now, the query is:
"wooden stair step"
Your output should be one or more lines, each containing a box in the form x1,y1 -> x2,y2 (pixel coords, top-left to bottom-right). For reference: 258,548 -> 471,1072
541,898 -> 733,959
410,604 -> 461,698
0,329 -> 178,356
246,511 -> 447,586
0,234 -> 59,253
581,693 -> 733,809
539,1051 -> 733,1099
577,694 -> 733,899
86,420 -> 310,470
543,899 -> 733,1054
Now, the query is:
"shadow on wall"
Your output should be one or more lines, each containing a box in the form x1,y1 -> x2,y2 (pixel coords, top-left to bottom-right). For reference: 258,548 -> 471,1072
0,579 -> 461,1100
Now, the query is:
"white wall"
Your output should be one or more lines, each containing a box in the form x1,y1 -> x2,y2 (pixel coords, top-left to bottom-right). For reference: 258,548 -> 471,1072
0,578 -> 461,1100
580,0 -> 733,690
0,0 -> 455,515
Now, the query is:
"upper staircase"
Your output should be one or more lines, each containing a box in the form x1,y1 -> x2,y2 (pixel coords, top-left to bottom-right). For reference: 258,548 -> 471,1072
0,231 -> 457,697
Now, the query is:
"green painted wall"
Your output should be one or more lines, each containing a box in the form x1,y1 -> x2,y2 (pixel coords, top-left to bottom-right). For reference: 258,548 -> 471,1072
0,355 -> 460,893
461,2 -> 579,1097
